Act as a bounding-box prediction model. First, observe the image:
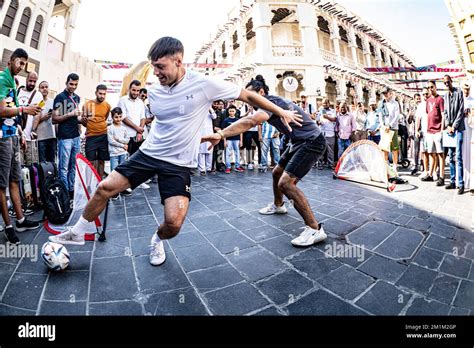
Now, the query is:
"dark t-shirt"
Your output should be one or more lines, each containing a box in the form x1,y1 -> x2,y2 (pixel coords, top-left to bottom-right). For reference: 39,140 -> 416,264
221,117 -> 240,141
54,90 -> 81,139
264,95 -> 321,141
426,95 -> 444,134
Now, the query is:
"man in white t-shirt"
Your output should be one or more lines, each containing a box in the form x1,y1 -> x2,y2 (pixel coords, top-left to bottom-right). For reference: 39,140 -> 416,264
50,37 -> 302,267
414,88 -> 430,177
18,71 -> 43,165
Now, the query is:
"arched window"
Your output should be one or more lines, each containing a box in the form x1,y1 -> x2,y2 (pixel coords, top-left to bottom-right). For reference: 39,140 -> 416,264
339,26 -> 348,43
222,41 -> 227,58
1,0 -> 19,37
246,18 -> 255,40
355,35 -> 363,50
380,50 -> 386,63
317,16 -> 330,34
30,15 -> 43,49
233,31 -> 239,50
15,7 -> 31,43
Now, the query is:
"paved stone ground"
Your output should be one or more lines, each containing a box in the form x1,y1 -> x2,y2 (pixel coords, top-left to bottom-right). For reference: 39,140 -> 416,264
0,167 -> 472,316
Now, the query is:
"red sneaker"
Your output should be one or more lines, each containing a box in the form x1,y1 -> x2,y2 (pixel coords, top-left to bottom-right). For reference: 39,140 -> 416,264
235,167 -> 245,173
225,169 -> 231,174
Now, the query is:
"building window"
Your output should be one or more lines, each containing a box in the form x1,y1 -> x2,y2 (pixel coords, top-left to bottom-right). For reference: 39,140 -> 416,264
1,0 -> 19,37
317,16 -> 330,34
233,31 -> 239,50
222,41 -> 227,58
466,34 -> 474,58
355,35 -> 363,50
15,7 -> 31,43
30,15 -> 43,49
339,26 -> 348,43
390,56 -> 394,67
381,50 -> 386,63
0,0 -> 4,10
246,18 -> 255,40
459,19 -> 465,30
271,8 -> 291,25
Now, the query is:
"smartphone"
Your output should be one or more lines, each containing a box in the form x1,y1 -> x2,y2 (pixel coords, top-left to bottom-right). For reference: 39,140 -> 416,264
38,100 -> 45,108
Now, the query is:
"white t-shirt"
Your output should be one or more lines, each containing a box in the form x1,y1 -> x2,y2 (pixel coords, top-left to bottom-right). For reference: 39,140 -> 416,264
117,95 -> 146,138
37,98 -> 56,141
415,101 -> 428,134
18,89 -> 43,140
141,70 -> 241,168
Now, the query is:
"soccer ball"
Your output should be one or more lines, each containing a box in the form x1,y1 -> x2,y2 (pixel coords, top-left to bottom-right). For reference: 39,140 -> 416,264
41,242 -> 70,271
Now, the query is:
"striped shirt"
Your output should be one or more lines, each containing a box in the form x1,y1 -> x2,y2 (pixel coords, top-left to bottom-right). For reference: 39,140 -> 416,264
261,121 -> 278,139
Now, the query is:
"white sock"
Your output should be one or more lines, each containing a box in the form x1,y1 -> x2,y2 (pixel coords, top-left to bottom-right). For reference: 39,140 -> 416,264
17,217 -> 25,224
71,216 -> 90,236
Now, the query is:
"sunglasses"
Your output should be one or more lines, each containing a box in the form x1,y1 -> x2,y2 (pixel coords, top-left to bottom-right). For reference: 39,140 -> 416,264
423,93 -> 429,96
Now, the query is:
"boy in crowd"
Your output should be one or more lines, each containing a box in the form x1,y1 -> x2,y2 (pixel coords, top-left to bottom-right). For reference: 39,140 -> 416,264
222,105 -> 244,173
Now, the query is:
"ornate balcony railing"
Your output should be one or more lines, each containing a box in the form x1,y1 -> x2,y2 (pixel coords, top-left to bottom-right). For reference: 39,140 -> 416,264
272,45 -> 303,57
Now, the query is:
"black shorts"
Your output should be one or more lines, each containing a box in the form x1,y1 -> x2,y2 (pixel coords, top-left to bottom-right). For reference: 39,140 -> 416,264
279,134 -> 326,180
115,150 -> 191,205
243,131 -> 259,150
85,134 -> 110,161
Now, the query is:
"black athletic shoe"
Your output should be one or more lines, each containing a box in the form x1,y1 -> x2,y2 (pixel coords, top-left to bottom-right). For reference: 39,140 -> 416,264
421,176 -> 434,182
445,183 -> 456,190
458,187 -> 465,195
436,178 -> 445,187
5,226 -> 20,245
16,219 -> 40,232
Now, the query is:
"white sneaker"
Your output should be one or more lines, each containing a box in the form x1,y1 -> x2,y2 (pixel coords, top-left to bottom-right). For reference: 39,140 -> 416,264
145,179 -> 152,184
259,203 -> 288,215
291,225 -> 327,247
248,164 -> 254,171
138,183 -> 150,190
49,228 -> 85,246
149,233 -> 166,266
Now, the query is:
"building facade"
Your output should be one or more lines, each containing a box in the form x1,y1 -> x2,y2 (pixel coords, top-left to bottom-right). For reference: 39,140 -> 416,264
445,0 -> 474,77
0,0 -> 101,97
195,0 -> 417,108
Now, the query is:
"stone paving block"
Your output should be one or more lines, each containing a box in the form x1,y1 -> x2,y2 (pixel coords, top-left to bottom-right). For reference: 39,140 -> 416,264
286,289 -> 367,315
203,282 -> 269,315
130,236 -> 151,257
187,263 -> 243,292
288,248 -> 343,281
256,269 -> 314,305
314,203 -> 344,217
228,246 -> 287,282
406,218 -> 431,232
0,263 -> 17,292
355,281 -> 411,315
413,247 -> 446,270
317,264 -> 375,301
105,215 -> 128,231
347,221 -> 397,250
374,227 -> 424,261
259,235 -> 301,259
424,234 -> 466,255
357,254 -> 408,283
127,215 -> 156,228
454,229 -> 474,245
39,301 -> 87,315
145,287 -> 208,316
173,243 -> 227,273
0,304 -> 36,316
428,274 -> 461,305
439,255 -> 471,279
168,230 -> 209,249
128,224 -> 159,239
205,229 -> 255,254
371,210 -> 402,223
393,215 -> 413,226
44,271 -> 89,301
336,211 -> 372,227
94,232 -> 129,259
125,204 -> 153,218
406,297 -> 451,316
453,280 -> 474,310
68,252 -> 92,271
16,253 -> 47,275
449,306 -> 470,315
277,221 -> 307,236
254,306 -> 284,316
216,208 -> 250,221
134,254 -> 190,293
90,256 -> 138,302
189,215 -> 233,235
240,225 -> 284,242
89,301 -> 143,315
396,264 -> 438,295
428,223 -> 458,239
2,273 -> 47,310
322,218 -> 358,237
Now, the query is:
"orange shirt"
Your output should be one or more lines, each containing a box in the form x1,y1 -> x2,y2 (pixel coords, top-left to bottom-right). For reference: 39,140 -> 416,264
83,100 -> 111,137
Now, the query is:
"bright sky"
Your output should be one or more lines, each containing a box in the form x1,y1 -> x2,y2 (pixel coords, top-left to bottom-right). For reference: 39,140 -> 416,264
71,0 -> 457,66
70,0 -> 458,103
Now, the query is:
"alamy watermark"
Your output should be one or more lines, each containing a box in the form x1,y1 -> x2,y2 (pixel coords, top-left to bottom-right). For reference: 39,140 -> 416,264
324,242 -> 366,262
0,244 -> 38,262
